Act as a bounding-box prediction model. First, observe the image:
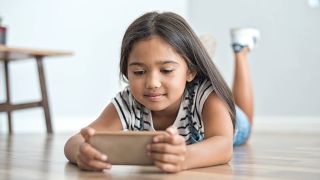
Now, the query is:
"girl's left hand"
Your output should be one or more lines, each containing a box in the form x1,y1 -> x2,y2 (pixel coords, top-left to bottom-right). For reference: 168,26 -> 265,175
147,126 -> 187,173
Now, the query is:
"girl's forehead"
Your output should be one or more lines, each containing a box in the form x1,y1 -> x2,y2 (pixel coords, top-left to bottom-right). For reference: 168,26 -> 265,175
129,36 -> 183,62
133,36 -> 171,50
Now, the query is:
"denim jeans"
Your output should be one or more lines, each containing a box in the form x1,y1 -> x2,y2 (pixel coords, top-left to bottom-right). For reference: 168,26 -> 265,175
233,106 -> 251,146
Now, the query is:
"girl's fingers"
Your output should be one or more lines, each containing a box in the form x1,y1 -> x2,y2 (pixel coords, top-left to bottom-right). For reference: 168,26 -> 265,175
166,126 -> 178,135
77,143 -> 111,171
154,160 -> 180,173
77,154 -> 111,171
153,126 -> 178,144
149,152 -> 185,164
80,127 -> 95,141
78,127 -> 111,171
148,142 -> 187,155
153,133 -> 185,145
79,143 -> 107,161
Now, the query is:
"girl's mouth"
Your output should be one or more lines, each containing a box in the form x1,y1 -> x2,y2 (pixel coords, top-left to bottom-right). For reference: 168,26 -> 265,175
144,93 -> 165,101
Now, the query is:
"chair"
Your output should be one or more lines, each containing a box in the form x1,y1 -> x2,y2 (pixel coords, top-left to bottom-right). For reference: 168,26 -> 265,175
0,45 -> 72,133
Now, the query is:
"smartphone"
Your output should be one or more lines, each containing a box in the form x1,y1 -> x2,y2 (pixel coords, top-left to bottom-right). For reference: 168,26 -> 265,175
89,131 -> 165,165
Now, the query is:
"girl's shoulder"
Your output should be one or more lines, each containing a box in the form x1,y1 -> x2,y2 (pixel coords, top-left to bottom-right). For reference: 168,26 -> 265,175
192,78 -> 213,101
187,78 -> 214,114
113,86 -> 136,108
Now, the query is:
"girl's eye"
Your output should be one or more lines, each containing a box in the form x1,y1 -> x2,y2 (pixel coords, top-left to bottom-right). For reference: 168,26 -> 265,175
133,70 -> 145,75
161,69 -> 174,74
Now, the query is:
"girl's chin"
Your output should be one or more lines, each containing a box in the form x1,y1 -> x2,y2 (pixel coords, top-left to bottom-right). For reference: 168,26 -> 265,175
143,103 -> 167,111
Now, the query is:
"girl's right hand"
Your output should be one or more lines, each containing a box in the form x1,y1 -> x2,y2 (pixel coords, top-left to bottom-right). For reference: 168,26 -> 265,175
76,127 -> 112,171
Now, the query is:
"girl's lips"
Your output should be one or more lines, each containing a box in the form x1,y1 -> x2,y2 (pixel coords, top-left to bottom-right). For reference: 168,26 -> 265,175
144,93 -> 165,101
145,93 -> 163,97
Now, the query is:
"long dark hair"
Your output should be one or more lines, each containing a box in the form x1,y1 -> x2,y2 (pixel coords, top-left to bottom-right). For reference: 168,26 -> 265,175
119,11 -> 236,132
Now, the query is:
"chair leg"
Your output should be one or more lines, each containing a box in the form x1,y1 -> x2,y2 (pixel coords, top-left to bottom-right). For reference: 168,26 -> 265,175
36,57 -> 53,134
7,112 -> 12,134
4,61 -> 13,134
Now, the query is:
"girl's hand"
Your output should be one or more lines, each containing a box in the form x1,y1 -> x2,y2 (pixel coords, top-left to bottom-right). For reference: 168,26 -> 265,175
148,126 -> 187,173
76,127 -> 112,171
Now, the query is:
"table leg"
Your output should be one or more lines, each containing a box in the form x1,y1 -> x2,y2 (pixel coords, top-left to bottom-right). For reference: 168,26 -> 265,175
4,61 -> 13,134
36,57 -> 53,134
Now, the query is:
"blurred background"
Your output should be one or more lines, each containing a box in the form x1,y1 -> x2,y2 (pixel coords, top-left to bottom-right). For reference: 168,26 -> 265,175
0,0 -> 319,133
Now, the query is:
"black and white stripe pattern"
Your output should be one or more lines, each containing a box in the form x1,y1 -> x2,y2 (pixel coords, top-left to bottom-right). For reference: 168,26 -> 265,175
111,79 -> 213,142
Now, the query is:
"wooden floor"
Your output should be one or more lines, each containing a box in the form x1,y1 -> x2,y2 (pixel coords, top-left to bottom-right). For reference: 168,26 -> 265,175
0,132 -> 319,180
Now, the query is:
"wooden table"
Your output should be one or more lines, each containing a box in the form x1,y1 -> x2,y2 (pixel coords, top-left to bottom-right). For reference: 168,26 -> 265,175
0,132 -> 319,180
0,45 -> 73,134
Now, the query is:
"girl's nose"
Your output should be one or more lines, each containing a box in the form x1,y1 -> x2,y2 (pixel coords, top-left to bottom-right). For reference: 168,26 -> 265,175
145,73 -> 161,89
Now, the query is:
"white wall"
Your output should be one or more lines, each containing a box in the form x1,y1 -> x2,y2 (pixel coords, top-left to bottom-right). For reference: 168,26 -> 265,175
189,0 -> 320,117
0,0 -> 188,133
1,0 -> 319,133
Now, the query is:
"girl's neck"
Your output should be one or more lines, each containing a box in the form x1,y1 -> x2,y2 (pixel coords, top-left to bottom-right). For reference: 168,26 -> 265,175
151,96 -> 183,130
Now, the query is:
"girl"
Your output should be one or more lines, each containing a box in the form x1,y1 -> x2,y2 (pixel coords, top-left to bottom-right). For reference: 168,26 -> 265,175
64,11 -> 259,173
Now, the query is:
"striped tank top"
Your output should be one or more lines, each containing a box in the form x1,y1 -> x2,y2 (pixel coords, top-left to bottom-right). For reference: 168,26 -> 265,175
112,79 -> 213,144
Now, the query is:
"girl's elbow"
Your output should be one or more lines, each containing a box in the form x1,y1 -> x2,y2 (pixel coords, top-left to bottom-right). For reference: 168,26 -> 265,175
222,142 -> 234,164
64,138 -> 73,162
225,150 -> 233,163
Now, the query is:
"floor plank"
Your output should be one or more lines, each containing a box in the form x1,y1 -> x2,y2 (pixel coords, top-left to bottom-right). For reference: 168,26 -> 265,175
0,132 -> 319,180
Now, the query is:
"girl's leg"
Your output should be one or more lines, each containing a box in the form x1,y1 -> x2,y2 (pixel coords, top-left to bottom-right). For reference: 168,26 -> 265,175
232,48 -> 254,123
231,28 -> 260,145
199,29 -> 259,145
231,28 -> 260,124
199,29 -> 259,124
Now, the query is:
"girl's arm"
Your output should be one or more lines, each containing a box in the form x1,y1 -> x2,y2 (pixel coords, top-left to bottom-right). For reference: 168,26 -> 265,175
184,92 -> 234,169
64,103 -> 123,170
148,92 -> 233,172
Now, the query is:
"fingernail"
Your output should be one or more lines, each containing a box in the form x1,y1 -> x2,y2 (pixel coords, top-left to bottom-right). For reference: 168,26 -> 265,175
101,155 -> 107,161
168,127 -> 176,134
153,137 -> 158,142
89,128 -> 95,135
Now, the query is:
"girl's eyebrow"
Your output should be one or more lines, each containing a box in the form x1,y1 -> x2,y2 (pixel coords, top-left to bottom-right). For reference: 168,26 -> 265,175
128,60 -> 179,66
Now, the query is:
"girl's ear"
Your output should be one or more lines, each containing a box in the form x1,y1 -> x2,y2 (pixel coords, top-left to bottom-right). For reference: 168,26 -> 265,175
187,69 -> 197,82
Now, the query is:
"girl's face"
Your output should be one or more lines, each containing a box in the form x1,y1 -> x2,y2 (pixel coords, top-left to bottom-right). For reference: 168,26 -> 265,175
127,36 -> 195,113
